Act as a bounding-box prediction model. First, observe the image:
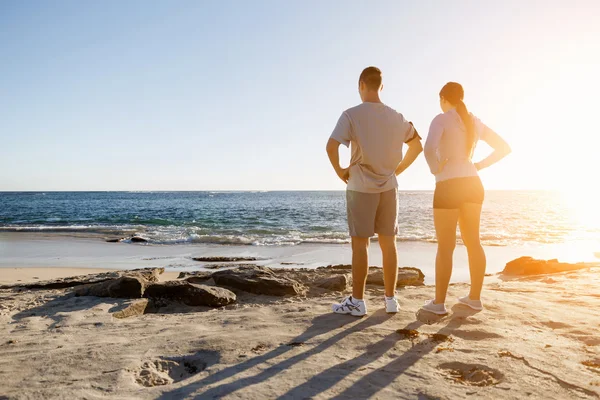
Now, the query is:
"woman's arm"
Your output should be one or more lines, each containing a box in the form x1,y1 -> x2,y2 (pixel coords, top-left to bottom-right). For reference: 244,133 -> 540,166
424,115 -> 444,175
474,123 -> 511,171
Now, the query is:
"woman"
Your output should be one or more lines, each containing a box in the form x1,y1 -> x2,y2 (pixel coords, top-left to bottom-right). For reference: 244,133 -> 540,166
422,82 -> 511,314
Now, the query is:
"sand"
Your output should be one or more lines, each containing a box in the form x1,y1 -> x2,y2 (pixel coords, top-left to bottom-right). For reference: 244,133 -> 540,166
1,267 -> 600,399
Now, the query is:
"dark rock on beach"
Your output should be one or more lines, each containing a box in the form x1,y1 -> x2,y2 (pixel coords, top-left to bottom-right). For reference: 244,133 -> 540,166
501,256 -> 597,276
314,274 -> 351,291
105,237 -> 125,243
367,267 -> 425,287
130,236 -> 148,243
0,268 -> 164,290
144,281 -> 236,307
314,265 -> 425,287
75,276 -> 146,298
212,266 -> 306,296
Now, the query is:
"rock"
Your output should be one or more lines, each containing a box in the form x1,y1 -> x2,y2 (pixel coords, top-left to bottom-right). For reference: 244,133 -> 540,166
315,274 -> 351,291
131,236 -> 148,243
501,257 -> 596,276
318,264 -> 352,271
0,268 -> 164,290
177,271 -> 214,283
75,276 -> 146,298
106,238 -> 125,243
211,266 -> 306,296
144,281 -> 236,307
192,256 -> 260,262
203,263 -> 258,270
367,267 -> 425,287
112,299 -> 153,318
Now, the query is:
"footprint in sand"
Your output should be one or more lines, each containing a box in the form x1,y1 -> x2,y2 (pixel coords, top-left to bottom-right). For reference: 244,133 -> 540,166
582,359 -> 600,374
133,353 -> 217,387
540,321 -> 572,330
438,362 -> 504,387
561,330 -> 600,346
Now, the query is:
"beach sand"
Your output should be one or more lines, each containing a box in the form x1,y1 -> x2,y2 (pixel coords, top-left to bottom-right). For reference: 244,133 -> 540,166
1,266 -> 600,399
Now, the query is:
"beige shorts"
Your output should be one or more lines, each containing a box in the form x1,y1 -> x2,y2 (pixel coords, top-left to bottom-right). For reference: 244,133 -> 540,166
346,189 -> 398,238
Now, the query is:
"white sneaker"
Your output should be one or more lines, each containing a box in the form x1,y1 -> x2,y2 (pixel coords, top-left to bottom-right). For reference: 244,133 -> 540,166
421,299 -> 448,315
458,296 -> 483,311
332,296 -> 367,316
385,296 -> 400,313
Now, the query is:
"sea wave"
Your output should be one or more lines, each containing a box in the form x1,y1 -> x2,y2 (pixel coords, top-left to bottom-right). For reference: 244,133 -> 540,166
0,224 -> 521,246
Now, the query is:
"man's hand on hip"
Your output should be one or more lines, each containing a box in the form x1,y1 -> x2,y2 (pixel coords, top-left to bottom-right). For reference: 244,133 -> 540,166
336,167 -> 350,184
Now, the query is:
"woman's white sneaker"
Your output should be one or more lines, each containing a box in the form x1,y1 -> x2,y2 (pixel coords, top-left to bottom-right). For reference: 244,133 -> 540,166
458,296 -> 483,311
332,296 -> 367,316
385,296 -> 400,313
421,299 -> 448,315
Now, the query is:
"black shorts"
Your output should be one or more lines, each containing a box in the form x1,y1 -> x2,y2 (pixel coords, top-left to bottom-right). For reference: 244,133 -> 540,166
433,176 -> 484,209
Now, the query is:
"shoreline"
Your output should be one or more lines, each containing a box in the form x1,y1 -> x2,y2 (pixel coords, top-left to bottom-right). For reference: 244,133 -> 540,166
1,232 -> 598,286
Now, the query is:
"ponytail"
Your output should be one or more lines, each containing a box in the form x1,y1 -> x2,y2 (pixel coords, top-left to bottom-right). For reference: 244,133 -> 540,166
455,100 -> 475,158
440,82 -> 476,158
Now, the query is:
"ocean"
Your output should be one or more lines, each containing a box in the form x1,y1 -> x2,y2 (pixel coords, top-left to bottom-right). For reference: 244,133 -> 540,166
1,191 -> 598,248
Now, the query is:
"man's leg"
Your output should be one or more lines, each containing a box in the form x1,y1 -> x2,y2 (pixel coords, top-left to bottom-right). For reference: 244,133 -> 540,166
378,235 -> 397,298
332,190 -> 376,315
375,189 -> 399,298
351,236 -> 370,299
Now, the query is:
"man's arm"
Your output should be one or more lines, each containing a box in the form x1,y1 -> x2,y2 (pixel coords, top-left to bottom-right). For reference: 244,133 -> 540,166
326,138 -> 350,184
395,136 -> 423,176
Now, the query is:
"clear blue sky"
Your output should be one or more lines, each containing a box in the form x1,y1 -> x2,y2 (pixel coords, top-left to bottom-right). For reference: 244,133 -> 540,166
1,1 -> 598,191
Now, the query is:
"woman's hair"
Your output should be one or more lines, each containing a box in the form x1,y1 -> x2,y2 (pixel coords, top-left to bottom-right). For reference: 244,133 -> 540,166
440,82 -> 475,157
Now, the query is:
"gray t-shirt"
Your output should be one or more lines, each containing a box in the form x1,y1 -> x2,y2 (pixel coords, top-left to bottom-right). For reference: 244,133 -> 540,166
330,102 -> 418,193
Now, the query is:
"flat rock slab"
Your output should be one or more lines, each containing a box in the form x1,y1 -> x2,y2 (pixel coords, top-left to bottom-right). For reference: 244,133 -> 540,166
75,276 -> 146,298
212,266 -> 306,296
192,257 -> 261,262
502,257 -> 599,276
0,268 -> 164,290
144,281 -> 236,307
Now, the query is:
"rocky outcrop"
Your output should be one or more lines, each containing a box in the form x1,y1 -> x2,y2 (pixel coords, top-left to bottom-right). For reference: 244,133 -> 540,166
0,268 -> 164,290
75,276 -> 146,298
211,266 -> 306,296
501,257 -> 596,276
144,281 -> 236,307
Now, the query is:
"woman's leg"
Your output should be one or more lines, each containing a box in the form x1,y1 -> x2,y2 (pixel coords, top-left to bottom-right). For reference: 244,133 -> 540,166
458,203 -> 486,300
433,208 -> 460,304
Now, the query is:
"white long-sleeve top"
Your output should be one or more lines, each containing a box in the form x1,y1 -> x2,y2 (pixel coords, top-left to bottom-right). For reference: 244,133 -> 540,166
424,109 -> 503,183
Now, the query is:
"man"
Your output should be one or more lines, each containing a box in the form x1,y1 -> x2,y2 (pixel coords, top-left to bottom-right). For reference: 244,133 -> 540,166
326,66 -> 423,316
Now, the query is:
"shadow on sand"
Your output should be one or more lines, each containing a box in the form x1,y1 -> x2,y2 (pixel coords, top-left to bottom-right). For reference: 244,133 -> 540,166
156,305 -> 481,399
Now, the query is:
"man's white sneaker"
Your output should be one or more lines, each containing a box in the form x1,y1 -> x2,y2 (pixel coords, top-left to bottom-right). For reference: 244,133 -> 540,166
385,296 -> 400,313
332,296 -> 367,316
421,299 -> 448,315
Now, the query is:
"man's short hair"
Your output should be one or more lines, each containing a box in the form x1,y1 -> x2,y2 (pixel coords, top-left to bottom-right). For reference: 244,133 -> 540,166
359,66 -> 382,90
